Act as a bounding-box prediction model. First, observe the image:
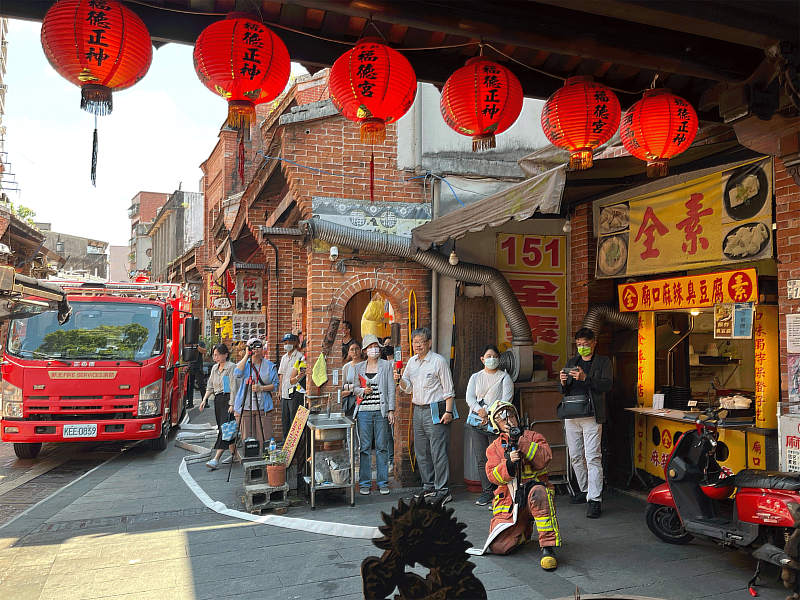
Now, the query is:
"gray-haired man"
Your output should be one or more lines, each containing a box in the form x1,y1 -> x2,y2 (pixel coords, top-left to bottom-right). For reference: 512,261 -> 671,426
395,327 -> 455,504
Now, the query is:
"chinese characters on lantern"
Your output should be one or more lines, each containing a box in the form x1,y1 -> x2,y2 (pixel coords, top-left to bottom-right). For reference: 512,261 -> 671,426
497,234 -> 566,377
85,0 -> 113,67
240,22 -> 265,80
355,44 -> 379,98
481,63 -> 502,119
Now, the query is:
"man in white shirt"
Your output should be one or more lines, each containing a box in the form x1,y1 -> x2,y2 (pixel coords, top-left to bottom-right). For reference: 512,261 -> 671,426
278,333 -> 304,443
395,326 -> 456,504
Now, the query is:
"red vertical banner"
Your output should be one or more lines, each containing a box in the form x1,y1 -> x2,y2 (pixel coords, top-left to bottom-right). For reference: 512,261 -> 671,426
496,234 -> 566,377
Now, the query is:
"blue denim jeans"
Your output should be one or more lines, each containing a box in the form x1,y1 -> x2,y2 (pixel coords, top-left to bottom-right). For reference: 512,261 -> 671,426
357,409 -> 389,489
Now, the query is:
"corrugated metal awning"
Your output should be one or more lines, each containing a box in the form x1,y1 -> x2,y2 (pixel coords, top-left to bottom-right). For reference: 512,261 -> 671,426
410,165 -> 567,252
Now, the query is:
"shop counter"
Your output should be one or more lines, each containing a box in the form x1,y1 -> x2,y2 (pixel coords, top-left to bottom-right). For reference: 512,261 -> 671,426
626,407 -> 777,480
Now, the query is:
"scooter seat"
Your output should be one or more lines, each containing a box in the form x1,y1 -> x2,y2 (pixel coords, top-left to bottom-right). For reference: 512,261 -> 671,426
734,469 -> 800,491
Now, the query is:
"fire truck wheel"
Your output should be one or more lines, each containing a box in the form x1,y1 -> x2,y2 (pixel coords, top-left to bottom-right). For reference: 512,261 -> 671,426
148,413 -> 171,451
13,443 -> 42,459
645,503 -> 693,544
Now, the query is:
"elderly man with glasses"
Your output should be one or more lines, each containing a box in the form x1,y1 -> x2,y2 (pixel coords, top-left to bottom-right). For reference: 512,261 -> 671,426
395,326 -> 455,505
558,328 -> 613,519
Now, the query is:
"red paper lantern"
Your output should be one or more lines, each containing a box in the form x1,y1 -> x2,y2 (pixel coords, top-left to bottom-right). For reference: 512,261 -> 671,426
620,89 -> 698,178
194,13 -> 291,129
440,56 -> 523,151
541,76 -> 621,170
41,0 -> 153,115
329,38 -> 417,143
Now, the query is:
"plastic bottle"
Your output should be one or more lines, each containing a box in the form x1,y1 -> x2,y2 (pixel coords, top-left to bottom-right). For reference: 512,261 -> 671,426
269,438 -> 276,459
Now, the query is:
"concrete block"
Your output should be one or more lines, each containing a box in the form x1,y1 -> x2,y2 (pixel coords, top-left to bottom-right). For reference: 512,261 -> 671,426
244,483 -> 289,513
242,459 -> 268,485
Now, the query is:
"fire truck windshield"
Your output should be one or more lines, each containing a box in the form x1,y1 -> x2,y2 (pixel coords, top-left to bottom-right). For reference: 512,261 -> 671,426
6,301 -> 164,361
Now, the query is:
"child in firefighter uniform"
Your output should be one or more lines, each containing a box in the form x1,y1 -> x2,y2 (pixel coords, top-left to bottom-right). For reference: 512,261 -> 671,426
483,401 -> 560,570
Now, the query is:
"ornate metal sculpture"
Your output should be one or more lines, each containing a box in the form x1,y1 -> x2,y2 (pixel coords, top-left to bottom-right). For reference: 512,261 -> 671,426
361,496 -> 487,600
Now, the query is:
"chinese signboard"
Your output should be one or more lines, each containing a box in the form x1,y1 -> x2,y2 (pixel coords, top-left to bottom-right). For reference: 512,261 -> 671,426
637,313 -> 656,406
618,268 -> 758,312
596,158 -> 772,278
754,305 -> 778,429
236,273 -> 263,312
311,198 -> 431,253
714,302 -> 754,339
206,272 -> 235,310
232,314 -> 266,343
496,234 -> 567,377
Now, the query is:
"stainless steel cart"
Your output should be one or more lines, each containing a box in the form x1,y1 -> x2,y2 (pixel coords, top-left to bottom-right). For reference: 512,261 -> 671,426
305,413 -> 356,509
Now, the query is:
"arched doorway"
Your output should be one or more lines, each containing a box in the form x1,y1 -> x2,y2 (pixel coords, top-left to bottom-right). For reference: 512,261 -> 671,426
343,290 -> 395,346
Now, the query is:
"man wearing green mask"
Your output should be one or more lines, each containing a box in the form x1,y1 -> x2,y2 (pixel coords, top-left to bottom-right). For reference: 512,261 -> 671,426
558,328 -> 613,519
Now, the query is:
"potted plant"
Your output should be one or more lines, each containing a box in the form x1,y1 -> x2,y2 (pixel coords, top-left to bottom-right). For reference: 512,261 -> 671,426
264,449 -> 287,487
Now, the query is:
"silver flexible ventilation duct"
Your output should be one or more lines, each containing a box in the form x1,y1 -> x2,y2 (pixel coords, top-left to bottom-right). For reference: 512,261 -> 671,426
581,303 -> 639,339
301,218 -> 534,380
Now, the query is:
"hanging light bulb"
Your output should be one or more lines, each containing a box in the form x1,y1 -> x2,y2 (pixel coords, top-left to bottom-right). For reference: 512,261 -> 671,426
449,250 -> 459,266
563,214 -> 572,233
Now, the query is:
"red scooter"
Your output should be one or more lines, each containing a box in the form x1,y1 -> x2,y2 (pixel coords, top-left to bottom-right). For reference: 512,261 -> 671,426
645,407 -> 800,596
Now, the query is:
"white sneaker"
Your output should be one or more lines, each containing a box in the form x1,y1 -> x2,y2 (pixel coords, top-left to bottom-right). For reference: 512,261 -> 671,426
206,459 -> 219,470
360,487 -> 371,495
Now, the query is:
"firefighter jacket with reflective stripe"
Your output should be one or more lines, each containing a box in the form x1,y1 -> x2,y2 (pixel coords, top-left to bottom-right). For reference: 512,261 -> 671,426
486,430 -> 552,527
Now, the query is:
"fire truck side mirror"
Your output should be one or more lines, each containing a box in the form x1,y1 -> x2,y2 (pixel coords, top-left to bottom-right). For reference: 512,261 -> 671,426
182,347 -> 199,363
184,317 -> 200,346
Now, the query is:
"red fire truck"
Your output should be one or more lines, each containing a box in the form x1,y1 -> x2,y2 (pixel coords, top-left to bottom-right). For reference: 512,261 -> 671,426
1,280 -> 200,459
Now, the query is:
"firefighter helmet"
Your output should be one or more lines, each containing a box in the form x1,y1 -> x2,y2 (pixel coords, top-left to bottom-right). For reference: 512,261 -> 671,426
489,400 -> 519,433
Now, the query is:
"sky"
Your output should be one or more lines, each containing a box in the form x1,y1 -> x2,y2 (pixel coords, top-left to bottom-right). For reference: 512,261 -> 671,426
1,18 -> 305,247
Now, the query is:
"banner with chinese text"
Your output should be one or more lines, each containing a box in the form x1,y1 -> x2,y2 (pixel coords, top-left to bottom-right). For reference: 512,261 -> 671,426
206,272 -> 235,310
496,234 -> 567,376
596,158 -> 772,278
618,268 -> 758,312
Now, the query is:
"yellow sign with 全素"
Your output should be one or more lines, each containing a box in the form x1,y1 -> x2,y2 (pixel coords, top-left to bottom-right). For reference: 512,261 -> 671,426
595,158 -> 772,278
618,268 -> 758,312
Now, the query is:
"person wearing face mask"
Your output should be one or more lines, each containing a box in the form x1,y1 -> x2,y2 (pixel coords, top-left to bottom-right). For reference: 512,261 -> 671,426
558,328 -> 613,519
353,334 -> 396,495
466,344 -> 514,507
278,333 -> 304,443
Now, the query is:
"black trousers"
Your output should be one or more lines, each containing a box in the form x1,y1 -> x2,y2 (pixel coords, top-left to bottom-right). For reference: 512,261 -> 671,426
213,393 -> 233,451
281,396 -> 299,443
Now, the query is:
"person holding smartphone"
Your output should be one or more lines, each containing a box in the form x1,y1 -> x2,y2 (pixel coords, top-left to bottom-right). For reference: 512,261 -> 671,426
558,328 -> 612,519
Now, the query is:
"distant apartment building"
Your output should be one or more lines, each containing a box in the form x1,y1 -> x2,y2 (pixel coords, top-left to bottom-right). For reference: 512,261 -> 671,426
149,190 -> 203,282
127,191 -> 169,276
108,245 -> 130,281
35,223 -> 108,280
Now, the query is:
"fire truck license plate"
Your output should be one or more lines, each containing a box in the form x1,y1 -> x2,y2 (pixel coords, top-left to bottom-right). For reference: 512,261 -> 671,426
63,424 -> 98,438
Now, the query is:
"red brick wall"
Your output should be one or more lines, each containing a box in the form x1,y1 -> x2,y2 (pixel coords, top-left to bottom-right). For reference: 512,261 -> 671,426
271,111 -> 430,485
130,191 -> 169,226
776,158 -> 800,399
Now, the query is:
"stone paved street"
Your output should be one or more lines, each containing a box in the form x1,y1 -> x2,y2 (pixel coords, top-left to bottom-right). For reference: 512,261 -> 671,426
0,403 -> 792,600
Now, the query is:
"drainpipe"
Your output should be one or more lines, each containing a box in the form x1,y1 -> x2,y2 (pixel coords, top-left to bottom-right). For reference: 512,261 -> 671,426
431,176 -> 440,351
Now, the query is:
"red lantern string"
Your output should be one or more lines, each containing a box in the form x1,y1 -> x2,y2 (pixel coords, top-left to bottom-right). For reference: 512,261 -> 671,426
194,13 -> 291,130
440,56 -> 523,152
370,152 -> 375,202
620,89 -> 698,178
41,0 -> 152,185
329,38 -> 417,144
541,77 -> 621,170
238,130 -> 245,186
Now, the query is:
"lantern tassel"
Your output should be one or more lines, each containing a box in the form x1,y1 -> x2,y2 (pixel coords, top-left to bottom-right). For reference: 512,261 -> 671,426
370,152 -> 375,203
91,115 -> 98,187
229,100 -> 255,130
360,119 -> 386,144
569,149 -> 594,170
81,84 -> 112,117
472,133 -> 496,152
647,159 -> 670,178
238,133 -> 245,186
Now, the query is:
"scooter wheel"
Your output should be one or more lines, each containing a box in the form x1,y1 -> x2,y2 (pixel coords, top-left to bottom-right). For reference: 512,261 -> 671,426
645,503 -> 694,545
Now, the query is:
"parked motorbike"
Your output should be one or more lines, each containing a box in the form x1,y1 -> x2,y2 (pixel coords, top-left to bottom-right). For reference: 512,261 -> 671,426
645,407 -> 800,597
